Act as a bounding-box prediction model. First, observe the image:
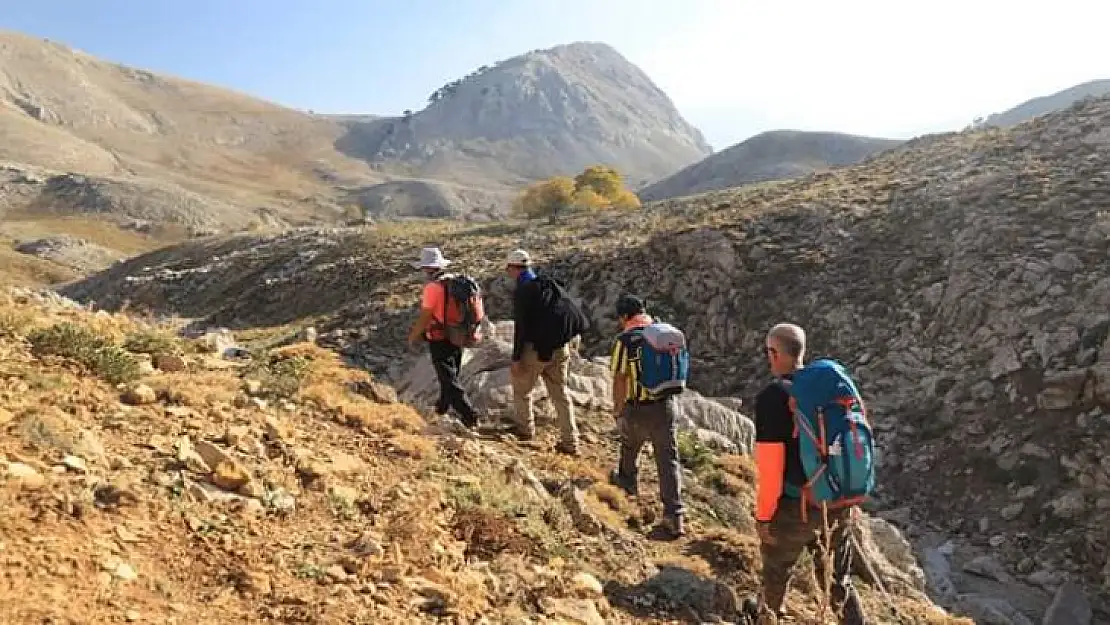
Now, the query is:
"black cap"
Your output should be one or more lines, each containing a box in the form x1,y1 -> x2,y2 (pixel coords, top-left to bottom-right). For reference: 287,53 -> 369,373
615,294 -> 645,317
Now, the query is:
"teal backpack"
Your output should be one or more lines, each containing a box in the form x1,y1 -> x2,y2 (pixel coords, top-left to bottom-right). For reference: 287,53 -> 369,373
786,358 -> 876,504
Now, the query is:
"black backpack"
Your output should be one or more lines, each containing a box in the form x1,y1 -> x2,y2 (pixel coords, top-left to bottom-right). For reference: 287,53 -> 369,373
534,275 -> 588,335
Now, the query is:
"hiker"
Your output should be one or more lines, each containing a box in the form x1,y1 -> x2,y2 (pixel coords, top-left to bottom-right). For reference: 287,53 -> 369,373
607,295 -> 688,538
405,247 -> 481,429
754,322 -> 872,624
505,249 -> 588,455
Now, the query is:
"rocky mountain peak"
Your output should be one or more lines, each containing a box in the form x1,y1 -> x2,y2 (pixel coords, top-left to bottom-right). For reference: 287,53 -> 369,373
334,41 -> 711,186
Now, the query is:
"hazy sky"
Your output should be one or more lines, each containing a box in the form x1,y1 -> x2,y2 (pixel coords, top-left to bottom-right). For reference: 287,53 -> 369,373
3,0 -> 1108,149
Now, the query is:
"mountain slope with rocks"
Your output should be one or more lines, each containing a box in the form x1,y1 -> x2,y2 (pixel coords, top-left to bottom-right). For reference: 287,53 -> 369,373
0,288 -> 963,624
334,42 -> 712,188
983,79 -> 1110,128
1,31 -> 711,233
65,93 -> 1110,625
638,130 -> 901,202
0,30 -> 380,224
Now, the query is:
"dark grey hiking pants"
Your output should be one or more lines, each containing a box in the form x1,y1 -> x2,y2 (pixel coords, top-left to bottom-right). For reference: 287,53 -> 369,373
615,397 -> 685,518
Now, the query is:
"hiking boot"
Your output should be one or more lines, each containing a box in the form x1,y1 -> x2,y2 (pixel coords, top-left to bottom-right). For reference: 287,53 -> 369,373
554,441 -> 579,456
513,425 -> 535,441
459,414 -> 479,429
660,514 -> 686,538
608,469 -> 638,496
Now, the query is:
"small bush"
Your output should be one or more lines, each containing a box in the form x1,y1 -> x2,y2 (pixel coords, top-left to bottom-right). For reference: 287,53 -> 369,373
28,323 -> 109,360
0,309 -> 37,338
676,430 -> 715,473
123,330 -> 179,356
87,345 -> 142,384
704,469 -> 747,496
28,322 -> 142,384
243,351 -> 312,399
444,473 -> 572,559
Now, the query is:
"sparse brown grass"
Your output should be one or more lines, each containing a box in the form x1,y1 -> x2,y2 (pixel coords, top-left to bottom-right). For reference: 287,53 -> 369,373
1,214 -> 180,255
590,482 -> 632,514
0,244 -> 78,288
153,371 -> 241,407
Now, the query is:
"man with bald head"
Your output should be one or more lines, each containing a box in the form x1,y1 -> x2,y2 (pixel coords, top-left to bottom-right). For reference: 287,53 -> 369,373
753,323 -> 868,624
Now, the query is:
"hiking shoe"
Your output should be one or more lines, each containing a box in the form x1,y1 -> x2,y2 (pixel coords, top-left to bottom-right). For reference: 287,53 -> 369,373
435,415 -> 479,438
513,426 -> 535,441
608,469 -> 638,496
660,514 -> 686,538
554,441 -> 579,456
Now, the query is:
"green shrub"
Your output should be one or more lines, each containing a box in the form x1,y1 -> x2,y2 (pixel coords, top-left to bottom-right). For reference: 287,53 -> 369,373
243,352 -> 312,399
123,330 -> 179,356
676,430 -> 716,473
28,322 -> 109,360
87,345 -> 142,384
28,322 -> 141,384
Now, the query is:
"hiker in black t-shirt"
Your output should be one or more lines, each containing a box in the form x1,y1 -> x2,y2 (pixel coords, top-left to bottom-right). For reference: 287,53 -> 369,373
753,323 -> 868,624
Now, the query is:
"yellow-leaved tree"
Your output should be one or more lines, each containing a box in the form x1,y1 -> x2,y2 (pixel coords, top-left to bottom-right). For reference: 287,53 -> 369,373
574,165 -> 624,198
513,164 -> 642,221
512,176 -> 576,222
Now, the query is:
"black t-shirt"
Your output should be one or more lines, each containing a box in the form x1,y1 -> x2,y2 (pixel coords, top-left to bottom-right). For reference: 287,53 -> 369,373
754,376 -> 807,489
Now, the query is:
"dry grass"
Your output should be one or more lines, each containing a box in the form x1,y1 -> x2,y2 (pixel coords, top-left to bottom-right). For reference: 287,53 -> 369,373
0,244 -> 78,288
153,371 -> 241,407
0,214 -> 180,255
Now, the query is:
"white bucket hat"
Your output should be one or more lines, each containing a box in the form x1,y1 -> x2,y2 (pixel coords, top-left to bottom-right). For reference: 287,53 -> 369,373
506,249 -> 531,266
411,247 -> 453,269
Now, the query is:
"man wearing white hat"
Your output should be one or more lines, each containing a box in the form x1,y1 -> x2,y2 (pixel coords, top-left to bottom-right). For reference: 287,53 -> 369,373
505,248 -> 587,454
406,247 -> 479,428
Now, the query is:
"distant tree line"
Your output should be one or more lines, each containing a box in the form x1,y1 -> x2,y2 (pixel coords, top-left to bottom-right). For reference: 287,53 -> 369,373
427,64 -> 495,105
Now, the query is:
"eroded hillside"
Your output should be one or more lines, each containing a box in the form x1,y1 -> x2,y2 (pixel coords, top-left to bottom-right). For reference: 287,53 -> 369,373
65,93 -> 1110,623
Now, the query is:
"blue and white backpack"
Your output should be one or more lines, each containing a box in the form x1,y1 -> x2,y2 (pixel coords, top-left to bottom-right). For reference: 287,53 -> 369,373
635,322 -> 690,397
786,358 -> 875,504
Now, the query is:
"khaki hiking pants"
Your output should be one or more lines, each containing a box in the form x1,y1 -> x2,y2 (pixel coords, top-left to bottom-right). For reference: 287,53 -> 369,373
510,342 -> 578,446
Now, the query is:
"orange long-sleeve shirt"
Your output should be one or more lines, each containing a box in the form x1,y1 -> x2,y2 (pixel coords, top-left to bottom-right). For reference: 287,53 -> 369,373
753,376 -> 805,522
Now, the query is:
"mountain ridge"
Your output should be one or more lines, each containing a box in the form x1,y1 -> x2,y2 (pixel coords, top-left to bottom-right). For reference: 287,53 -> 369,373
982,79 -> 1110,128
638,129 -> 901,201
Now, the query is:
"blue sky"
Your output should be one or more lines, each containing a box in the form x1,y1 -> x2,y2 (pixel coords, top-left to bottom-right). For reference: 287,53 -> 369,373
3,0 -> 1109,149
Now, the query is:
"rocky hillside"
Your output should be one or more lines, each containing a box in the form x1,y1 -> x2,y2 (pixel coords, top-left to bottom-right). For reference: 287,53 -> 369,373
0,288 -> 966,624
638,130 -> 901,201
0,30 -> 378,225
65,92 -> 1110,624
345,179 -> 516,222
334,42 -> 712,188
983,79 -> 1110,128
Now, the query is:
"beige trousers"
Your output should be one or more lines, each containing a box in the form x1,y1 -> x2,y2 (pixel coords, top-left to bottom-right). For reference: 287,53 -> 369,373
510,343 -> 578,446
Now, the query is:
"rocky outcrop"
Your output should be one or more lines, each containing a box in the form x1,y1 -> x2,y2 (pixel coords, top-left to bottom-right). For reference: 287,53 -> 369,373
13,234 -> 122,273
